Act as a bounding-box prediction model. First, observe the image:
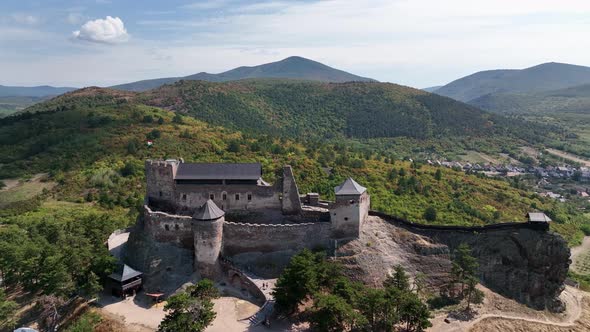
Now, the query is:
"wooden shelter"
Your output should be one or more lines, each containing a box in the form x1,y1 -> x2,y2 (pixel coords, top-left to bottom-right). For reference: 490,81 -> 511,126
108,264 -> 143,297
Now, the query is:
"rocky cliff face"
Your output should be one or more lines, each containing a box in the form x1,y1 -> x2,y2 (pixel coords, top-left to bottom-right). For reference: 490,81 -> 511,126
337,216 -> 570,312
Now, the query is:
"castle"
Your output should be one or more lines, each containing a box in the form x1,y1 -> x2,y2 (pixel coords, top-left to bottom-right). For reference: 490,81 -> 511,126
141,159 -> 370,279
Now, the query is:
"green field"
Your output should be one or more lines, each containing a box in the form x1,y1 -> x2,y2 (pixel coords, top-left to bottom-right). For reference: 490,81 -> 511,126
0,176 -> 54,207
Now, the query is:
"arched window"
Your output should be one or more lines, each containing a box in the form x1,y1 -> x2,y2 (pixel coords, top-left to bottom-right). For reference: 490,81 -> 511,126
165,224 -> 170,231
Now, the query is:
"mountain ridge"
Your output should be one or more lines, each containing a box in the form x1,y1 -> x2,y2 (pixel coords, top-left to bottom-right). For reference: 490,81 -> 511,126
434,62 -> 590,102
0,84 -> 77,98
110,56 -> 377,92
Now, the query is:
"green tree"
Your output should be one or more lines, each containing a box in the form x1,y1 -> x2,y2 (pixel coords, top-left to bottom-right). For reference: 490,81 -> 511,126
434,169 -> 442,181
158,279 -> 219,332
126,139 -> 138,155
309,294 -> 365,332
398,292 -> 432,332
451,243 -> 481,308
172,113 -> 184,124
227,140 -> 241,153
0,289 -> 17,329
272,249 -> 321,314
356,288 -> 397,331
423,206 -> 437,222
384,264 -> 410,291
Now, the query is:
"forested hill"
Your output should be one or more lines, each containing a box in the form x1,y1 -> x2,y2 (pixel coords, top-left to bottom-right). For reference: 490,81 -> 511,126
137,79 -> 551,142
110,56 -> 376,92
18,80 -> 553,143
434,62 -> 590,102
469,83 -> 590,114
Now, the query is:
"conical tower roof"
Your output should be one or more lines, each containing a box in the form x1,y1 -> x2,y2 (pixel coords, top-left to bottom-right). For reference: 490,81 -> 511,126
193,199 -> 225,220
334,177 -> 367,195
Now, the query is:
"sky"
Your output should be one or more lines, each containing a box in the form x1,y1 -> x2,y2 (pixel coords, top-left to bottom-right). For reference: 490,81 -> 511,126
1,0 -> 590,89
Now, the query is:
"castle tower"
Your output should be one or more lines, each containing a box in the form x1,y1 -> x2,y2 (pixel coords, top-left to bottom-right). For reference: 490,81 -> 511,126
145,159 -> 180,206
330,178 -> 370,239
193,199 -> 225,279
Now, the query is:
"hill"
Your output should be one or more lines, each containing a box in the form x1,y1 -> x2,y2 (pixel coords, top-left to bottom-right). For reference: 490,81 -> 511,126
0,84 -> 76,97
434,62 -> 590,102
422,85 -> 442,92
0,96 -> 47,118
137,79 -> 552,143
0,91 -> 573,229
469,83 -> 590,114
110,56 -> 376,91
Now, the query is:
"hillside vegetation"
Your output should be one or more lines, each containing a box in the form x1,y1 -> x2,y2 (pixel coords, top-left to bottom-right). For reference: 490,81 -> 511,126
1,91 -> 586,237
138,79 -> 553,144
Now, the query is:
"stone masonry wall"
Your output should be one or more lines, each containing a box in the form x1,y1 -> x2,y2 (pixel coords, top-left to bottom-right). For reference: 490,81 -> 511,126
143,205 -> 193,249
222,221 -> 332,256
175,183 -> 282,212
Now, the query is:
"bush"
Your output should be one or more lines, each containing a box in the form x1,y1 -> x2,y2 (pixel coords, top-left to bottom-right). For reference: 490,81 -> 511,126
147,129 -> 161,140
423,206 -> 437,222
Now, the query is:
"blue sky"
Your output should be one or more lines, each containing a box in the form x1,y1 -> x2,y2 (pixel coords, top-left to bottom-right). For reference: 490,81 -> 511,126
1,0 -> 590,88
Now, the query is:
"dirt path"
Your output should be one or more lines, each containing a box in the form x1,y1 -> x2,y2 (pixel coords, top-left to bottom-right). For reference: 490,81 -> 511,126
428,286 -> 585,332
546,148 -> 590,167
571,236 -> 590,274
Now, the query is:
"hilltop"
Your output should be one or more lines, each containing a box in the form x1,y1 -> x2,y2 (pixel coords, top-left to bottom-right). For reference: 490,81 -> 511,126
110,56 -> 376,92
434,62 -> 590,102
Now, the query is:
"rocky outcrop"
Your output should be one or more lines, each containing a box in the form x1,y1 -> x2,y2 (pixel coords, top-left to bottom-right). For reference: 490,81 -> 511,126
338,216 -> 570,312
417,225 -> 570,312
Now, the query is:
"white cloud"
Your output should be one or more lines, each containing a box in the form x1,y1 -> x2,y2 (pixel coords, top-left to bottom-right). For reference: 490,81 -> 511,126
72,16 -> 129,44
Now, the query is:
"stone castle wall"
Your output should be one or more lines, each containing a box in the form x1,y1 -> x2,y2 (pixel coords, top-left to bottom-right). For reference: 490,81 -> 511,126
222,221 -> 333,257
175,183 -> 281,212
143,205 -> 193,249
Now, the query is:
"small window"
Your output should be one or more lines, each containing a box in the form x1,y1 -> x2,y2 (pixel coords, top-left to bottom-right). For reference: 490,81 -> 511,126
235,194 -> 240,201
223,193 -> 227,200
165,225 -> 170,231
159,191 -> 163,197
175,224 -> 179,230
247,194 -> 252,201
344,217 -> 349,221
182,194 -> 187,200
210,193 -> 215,200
